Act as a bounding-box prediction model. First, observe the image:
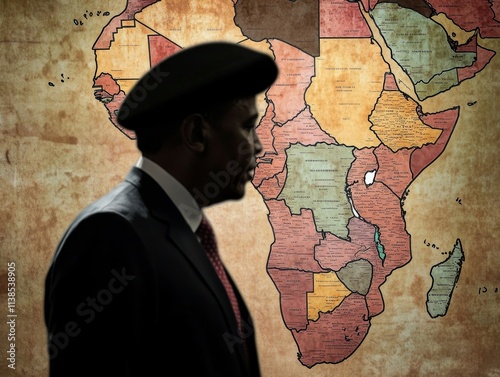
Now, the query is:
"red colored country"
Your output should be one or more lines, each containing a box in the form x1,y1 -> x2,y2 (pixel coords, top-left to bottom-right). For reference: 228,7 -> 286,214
410,107 -> 459,179
348,180 -> 411,270
320,0 -> 371,38
427,0 -> 500,37
292,293 -> 370,367
268,268 -> 314,331
265,199 -> 327,272
149,35 -> 181,67
268,39 -> 315,124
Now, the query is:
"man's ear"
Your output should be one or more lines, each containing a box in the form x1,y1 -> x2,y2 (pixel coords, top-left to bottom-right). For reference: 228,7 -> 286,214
180,113 -> 206,153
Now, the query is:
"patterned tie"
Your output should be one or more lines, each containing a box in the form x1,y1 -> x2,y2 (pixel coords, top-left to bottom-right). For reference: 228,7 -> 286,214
196,215 -> 243,333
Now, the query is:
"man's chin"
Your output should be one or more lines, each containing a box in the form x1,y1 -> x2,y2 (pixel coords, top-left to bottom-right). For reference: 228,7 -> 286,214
204,185 -> 246,207
227,179 -> 248,201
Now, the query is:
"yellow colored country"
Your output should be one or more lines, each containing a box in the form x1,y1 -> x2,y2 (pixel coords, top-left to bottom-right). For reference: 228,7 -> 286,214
306,38 -> 389,148
369,91 -> 442,152
307,271 -> 352,321
95,20 -> 154,93
137,0 -> 245,47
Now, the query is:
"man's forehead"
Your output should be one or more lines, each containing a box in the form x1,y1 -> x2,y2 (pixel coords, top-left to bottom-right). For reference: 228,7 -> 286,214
227,97 -> 258,117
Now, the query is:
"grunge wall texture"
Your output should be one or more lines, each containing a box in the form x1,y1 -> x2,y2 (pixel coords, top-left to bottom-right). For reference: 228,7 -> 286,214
0,1 -> 499,376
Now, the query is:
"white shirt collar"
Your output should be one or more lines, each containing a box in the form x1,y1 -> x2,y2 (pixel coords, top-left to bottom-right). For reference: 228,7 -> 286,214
135,156 -> 202,232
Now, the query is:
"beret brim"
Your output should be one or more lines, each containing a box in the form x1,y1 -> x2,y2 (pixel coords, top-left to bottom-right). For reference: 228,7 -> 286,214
116,41 -> 279,130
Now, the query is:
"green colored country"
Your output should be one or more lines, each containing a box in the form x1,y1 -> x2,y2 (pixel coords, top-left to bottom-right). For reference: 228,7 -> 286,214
370,3 -> 476,99
426,239 -> 465,318
415,69 -> 459,100
279,143 -> 355,238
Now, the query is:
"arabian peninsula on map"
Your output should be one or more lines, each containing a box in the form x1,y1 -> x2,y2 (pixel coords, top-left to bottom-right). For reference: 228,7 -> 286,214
90,0 -> 498,368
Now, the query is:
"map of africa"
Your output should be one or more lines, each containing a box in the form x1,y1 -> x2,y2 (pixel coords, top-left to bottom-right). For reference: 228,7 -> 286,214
90,0 -> 497,369
1,0 -> 499,376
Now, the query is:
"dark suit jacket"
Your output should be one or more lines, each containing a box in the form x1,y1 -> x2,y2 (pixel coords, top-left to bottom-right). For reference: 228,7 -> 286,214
44,167 -> 260,376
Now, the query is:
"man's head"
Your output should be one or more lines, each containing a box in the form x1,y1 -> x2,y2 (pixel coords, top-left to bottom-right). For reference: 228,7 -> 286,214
116,42 -> 278,206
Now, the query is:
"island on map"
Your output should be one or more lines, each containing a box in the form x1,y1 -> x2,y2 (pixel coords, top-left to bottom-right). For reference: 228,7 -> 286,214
426,239 -> 465,318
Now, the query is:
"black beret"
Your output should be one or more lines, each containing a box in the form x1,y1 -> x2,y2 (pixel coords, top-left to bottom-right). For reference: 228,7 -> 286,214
117,41 -> 279,130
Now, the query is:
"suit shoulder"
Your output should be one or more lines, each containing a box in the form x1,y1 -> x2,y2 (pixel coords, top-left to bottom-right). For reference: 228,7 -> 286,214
80,181 -> 147,220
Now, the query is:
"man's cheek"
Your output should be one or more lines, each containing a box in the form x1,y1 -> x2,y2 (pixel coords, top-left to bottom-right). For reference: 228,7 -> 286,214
238,139 -> 252,156
226,160 -> 243,176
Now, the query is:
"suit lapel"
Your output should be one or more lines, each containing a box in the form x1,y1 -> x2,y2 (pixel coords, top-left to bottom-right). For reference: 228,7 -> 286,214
124,167 -> 240,333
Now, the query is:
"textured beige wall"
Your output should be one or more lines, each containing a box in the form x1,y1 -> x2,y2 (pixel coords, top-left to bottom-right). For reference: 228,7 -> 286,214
0,1 -> 499,376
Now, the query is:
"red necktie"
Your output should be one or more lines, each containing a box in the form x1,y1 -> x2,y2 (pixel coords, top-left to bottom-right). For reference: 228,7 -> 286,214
196,215 -> 243,333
